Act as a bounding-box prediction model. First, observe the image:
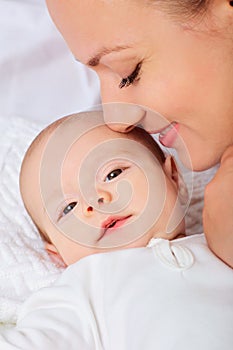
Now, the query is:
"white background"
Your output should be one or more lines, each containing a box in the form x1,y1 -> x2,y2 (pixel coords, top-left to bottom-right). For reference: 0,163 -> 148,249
0,0 -> 100,125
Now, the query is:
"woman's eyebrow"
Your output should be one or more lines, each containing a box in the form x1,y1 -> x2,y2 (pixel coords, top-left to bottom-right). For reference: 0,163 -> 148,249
85,45 -> 131,67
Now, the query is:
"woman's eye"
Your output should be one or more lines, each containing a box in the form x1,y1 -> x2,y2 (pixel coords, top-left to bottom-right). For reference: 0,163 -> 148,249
105,169 -> 123,182
62,202 -> 77,216
119,62 -> 142,89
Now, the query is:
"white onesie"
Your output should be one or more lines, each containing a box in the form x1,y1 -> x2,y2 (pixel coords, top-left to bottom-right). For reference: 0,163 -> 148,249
0,234 -> 232,350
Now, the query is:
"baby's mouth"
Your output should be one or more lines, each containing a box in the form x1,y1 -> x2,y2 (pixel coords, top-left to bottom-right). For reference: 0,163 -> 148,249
97,215 -> 132,241
105,219 -> 118,229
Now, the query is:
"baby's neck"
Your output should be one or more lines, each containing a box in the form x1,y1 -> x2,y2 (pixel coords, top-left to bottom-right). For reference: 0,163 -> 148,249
174,233 -> 186,240
147,232 -> 186,247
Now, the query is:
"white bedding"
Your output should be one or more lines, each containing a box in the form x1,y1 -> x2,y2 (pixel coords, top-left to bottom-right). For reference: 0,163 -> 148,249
0,0 -> 218,326
0,116 -> 65,325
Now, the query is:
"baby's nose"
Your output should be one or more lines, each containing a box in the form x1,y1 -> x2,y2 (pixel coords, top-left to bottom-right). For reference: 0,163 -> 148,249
97,197 -> 104,205
83,192 -> 112,216
97,191 -> 112,205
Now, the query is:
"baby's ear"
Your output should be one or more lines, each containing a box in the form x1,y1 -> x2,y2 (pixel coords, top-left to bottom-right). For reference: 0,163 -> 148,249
163,155 -> 179,186
45,242 -> 67,267
163,156 -> 188,203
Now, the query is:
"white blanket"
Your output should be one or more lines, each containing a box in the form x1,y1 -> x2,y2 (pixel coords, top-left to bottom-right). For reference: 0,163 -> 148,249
0,116 -> 64,325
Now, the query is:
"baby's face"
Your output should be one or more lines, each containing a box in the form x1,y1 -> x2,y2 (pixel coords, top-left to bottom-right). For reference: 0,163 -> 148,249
22,114 -> 185,265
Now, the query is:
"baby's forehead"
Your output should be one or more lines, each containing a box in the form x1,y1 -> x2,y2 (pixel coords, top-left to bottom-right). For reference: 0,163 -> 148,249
34,112 -> 164,167
43,116 -> 129,150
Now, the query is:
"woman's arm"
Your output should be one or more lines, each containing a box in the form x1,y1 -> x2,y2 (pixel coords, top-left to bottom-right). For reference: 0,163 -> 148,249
203,145 -> 233,268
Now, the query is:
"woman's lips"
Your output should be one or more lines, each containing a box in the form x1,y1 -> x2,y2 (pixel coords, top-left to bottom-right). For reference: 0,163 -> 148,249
98,215 -> 132,241
159,122 -> 179,147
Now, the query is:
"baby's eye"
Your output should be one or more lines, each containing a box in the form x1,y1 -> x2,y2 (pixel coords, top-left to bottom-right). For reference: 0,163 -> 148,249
63,202 -> 77,216
105,169 -> 123,182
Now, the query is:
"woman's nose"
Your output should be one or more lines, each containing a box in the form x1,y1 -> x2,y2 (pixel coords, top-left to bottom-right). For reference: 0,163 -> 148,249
100,76 -> 145,132
102,102 -> 146,133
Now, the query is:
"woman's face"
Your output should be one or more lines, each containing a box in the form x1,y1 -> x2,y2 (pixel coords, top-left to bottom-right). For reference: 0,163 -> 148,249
46,0 -> 233,170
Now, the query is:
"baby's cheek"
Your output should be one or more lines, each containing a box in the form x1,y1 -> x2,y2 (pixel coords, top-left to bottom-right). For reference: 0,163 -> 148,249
130,184 -> 148,212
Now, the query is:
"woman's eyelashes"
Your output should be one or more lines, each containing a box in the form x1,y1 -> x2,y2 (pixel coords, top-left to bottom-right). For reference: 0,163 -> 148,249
119,62 -> 142,89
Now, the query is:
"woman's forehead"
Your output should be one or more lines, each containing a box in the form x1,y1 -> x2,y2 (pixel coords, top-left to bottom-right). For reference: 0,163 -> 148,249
45,0 -> 161,62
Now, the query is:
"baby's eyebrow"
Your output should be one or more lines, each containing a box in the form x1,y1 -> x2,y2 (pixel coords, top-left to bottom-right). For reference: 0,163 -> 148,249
84,45 -> 131,67
45,189 -> 62,207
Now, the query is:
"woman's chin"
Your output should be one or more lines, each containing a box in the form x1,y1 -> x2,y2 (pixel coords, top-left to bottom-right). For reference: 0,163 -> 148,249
174,139 -> 221,171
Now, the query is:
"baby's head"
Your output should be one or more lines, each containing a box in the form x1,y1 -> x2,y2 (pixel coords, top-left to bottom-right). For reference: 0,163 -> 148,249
20,111 -> 185,265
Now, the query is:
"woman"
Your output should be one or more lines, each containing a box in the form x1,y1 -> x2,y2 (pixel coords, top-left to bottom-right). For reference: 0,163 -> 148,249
45,0 -> 233,266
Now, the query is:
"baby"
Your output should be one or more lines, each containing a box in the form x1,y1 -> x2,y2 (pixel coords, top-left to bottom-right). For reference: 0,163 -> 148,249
0,111 -> 232,349
19,111 -> 186,265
